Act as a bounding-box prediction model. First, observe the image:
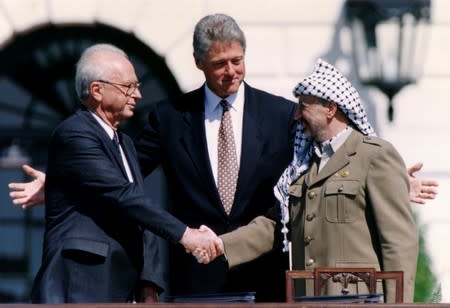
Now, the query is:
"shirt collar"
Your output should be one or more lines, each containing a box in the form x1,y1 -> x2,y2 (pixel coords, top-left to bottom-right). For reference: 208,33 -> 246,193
315,126 -> 353,158
204,82 -> 244,113
88,110 -> 115,140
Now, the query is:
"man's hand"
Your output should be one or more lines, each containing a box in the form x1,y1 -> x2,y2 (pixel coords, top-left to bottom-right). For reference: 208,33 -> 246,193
136,285 -> 158,303
408,162 -> 439,204
179,225 -> 223,262
192,225 -> 224,264
8,164 -> 46,209
192,240 -> 224,264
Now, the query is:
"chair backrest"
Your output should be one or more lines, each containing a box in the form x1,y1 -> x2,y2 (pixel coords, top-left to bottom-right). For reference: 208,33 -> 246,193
285,267 -> 404,303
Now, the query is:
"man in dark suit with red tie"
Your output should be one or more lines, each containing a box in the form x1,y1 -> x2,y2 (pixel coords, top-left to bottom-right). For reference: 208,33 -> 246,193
135,14 -> 297,301
30,43 -> 220,303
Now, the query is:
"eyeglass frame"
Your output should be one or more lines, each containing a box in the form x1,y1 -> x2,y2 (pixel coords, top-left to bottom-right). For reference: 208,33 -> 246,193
95,79 -> 141,96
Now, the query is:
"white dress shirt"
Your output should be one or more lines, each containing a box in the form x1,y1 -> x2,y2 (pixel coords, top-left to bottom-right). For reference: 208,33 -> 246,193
204,83 -> 244,185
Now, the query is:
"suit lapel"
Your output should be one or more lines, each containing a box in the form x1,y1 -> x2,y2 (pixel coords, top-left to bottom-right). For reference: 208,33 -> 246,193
178,84 -> 267,215
104,131 -> 129,180
305,154 -> 319,185
179,87 -> 223,206
120,133 -> 144,187
78,108 -> 129,180
233,84 -> 263,209
306,130 -> 360,187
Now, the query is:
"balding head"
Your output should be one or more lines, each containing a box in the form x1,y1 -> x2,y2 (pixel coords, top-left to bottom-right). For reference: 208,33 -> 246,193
75,44 -> 128,101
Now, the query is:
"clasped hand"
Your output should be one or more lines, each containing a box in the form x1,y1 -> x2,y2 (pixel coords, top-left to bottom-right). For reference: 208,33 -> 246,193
180,225 -> 224,264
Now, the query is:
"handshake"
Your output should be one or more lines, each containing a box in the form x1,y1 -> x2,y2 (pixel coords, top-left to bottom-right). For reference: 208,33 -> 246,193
8,165 -> 223,264
180,225 -> 224,264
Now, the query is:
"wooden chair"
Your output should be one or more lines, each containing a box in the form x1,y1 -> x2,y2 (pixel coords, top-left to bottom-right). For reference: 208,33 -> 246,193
285,267 -> 404,303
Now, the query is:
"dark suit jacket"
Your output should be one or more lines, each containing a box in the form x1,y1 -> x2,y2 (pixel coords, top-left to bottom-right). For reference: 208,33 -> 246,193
135,82 -> 297,301
31,107 -> 187,303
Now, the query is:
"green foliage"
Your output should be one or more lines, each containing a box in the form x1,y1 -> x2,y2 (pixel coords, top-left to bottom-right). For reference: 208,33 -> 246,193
414,223 -> 441,303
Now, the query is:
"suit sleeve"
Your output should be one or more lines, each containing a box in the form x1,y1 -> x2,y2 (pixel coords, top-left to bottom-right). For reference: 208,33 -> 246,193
49,128 -> 186,243
220,215 -> 277,268
366,142 -> 419,303
140,230 -> 166,293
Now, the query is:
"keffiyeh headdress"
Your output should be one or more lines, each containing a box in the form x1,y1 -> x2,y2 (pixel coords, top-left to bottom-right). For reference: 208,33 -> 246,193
275,59 -> 376,252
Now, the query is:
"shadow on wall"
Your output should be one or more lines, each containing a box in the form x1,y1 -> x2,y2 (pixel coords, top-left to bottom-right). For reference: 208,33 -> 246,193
315,4 -> 380,134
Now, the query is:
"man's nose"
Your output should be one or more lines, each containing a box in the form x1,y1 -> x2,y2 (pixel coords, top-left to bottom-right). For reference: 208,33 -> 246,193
132,88 -> 142,100
225,62 -> 235,74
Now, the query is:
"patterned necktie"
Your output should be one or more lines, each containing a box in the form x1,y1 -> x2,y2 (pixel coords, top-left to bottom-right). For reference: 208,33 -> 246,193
218,99 -> 239,215
112,131 -> 121,153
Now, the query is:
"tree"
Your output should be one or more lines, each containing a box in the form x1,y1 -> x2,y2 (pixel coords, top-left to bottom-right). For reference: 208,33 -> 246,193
414,223 -> 441,303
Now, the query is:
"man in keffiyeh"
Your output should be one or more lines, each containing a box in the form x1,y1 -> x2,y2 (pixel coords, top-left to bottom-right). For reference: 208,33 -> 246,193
215,59 -> 419,303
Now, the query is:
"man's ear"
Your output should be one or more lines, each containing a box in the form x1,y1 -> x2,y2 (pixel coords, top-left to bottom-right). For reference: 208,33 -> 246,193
194,54 -> 203,70
327,102 -> 338,118
90,81 -> 103,101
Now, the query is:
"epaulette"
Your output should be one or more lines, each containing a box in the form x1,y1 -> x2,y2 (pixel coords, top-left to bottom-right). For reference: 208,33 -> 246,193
362,136 -> 382,146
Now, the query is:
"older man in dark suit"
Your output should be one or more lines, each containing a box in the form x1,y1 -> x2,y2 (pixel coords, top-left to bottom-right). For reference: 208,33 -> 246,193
30,44 -> 219,303
8,15 -> 296,302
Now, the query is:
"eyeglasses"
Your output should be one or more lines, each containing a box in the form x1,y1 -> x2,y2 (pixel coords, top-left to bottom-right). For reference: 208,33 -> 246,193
96,79 -> 141,96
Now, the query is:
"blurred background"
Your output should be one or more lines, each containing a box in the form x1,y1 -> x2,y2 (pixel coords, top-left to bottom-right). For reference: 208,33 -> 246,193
0,0 -> 448,303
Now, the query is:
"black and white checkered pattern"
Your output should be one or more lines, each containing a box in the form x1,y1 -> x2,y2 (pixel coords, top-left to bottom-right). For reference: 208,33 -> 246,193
275,59 -> 376,252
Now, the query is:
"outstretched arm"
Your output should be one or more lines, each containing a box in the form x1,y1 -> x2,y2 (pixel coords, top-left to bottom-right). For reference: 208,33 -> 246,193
8,162 -> 439,210
194,216 -> 275,266
8,165 -> 45,209
408,162 -> 439,204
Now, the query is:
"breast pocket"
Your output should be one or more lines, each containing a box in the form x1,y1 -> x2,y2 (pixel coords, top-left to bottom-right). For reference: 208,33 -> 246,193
324,180 -> 360,223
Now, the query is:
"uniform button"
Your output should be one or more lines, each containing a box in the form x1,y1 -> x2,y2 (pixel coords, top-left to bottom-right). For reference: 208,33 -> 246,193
306,258 -> 315,266
306,213 -> 316,221
304,236 -> 313,244
307,191 -> 316,199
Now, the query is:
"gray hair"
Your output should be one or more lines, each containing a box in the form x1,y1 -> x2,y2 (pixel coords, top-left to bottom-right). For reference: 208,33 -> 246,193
75,43 -> 128,101
193,14 -> 246,62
